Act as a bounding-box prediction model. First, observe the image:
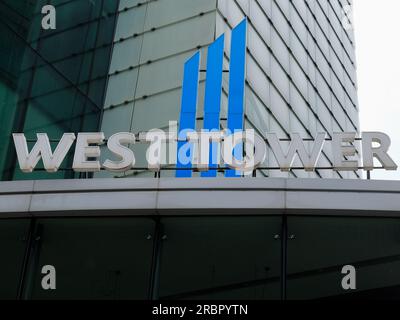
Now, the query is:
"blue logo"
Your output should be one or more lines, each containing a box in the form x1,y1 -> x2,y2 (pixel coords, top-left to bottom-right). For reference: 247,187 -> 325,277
176,18 -> 247,178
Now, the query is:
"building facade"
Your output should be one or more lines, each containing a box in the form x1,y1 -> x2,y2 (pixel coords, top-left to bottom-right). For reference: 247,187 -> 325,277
0,0 -> 360,181
99,0 -> 360,179
2,178 -> 400,300
4,0 -> 397,302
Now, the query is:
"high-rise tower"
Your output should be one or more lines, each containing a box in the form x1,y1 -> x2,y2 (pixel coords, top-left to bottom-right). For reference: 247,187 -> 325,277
0,0 -> 360,180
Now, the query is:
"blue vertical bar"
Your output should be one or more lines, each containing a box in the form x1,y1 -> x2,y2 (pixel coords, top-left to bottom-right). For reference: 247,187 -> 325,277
176,52 -> 200,177
226,19 -> 247,177
202,35 -> 225,178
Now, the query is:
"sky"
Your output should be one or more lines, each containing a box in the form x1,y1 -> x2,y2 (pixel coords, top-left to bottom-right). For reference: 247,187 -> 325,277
353,0 -> 400,180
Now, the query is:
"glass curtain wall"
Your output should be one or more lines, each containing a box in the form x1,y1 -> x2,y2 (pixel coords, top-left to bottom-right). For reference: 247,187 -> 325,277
0,0 -> 119,181
1,0 -> 360,180
3,214 -> 400,300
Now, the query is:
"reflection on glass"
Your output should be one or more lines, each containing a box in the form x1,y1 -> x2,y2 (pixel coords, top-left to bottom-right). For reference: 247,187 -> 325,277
159,217 -> 281,300
288,217 -> 400,300
0,0 -> 118,180
27,218 -> 155,300
0,219 -> 30,300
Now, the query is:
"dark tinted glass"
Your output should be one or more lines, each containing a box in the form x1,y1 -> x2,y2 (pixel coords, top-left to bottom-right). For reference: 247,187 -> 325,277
0,219 -> 30,299
27,218 -> 155,300
158,217 -> 282,300
287,216 -> 400,299
0,0 -> 118,181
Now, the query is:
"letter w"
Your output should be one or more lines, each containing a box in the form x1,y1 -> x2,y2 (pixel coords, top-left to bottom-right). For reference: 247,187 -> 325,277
13,133 -> 76,172
267,133 -> 326,171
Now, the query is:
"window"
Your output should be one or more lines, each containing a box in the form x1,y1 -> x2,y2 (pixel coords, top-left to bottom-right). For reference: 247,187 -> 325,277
0,219 -> 30,300
287,217 -> 400,299
158,217 -> 282,300
26,218 -> 155,300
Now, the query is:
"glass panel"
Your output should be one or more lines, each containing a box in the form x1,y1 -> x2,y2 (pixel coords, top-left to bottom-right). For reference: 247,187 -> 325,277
0,0 -> 118,181
288,216 -> 400,300
0,219 -> 30,300
140,12 -> 216,64
114,5 -> 147,40
144,0 -> 217,31
27,218 -> 155,300
159,217 -> 282,300
132,88 -> 181,132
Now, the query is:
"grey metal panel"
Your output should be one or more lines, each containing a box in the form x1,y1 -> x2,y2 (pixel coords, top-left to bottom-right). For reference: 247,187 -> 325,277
0,194 -> 31,213
286,177 -> 400,192
286,190 -> 400,212
34,178 -> 159,192
157,177 -> 286,190
0,178 -> 399,217
0,180 -> 34,194
29,191 -> 158,213
157,190 -> 285,210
